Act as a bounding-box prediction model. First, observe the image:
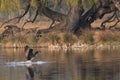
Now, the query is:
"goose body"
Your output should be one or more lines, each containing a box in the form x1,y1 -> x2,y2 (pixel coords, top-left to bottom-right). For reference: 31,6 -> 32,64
26,49 -> 38,60
24,45 -> 39,61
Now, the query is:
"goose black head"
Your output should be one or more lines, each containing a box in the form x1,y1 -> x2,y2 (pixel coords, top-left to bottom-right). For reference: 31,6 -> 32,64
24,45 -> 29,52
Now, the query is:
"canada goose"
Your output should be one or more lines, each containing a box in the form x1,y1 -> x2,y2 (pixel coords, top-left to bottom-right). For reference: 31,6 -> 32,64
26,49 -> 39,60
24,45 -> 39,61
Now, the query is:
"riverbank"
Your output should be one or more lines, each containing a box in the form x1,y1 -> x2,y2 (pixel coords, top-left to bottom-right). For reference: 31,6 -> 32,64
0,30 -> 120,50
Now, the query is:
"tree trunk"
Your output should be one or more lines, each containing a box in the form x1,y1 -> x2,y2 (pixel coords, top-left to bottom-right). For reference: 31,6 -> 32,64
67,7 -> 80,32
66,7 -> 93,34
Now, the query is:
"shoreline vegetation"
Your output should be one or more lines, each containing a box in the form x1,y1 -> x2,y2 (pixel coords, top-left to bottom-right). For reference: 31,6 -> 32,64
0,29 -> 120,50
0,0 -> 120,51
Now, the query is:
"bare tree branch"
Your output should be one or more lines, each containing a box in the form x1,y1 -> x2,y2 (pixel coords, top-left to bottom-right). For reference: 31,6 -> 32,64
0,4 -> 31,28
101,11 -> 116,30
22,8 -> 39,29
109,20 -> 119,29
109,11 -> 120,29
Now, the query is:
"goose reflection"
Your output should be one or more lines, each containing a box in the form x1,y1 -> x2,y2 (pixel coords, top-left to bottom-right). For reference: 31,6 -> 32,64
26,63 -> 35,80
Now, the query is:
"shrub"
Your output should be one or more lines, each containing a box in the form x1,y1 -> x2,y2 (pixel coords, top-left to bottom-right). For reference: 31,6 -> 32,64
40,32 -> 78,46
79,29 -> 94,44
94,30 -> 120,44
62,32 -> 78,45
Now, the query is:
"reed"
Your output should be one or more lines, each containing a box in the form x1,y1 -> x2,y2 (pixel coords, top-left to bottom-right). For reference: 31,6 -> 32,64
94,30 -> 120,45
79,29 -> 94,44
39,32 -> 78,45
0,29 -> 120,47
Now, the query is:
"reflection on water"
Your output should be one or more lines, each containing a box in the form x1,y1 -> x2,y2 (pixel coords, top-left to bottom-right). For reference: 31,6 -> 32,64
26,64 -> 34,80
0,48 -> 120,80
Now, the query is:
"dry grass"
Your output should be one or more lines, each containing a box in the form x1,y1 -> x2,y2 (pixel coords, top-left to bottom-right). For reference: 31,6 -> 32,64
94,30 -> 120,44
0,29 -> 120,47
78,29 -> 120,45
39,32 -> 78,46
79,29 -> 95,44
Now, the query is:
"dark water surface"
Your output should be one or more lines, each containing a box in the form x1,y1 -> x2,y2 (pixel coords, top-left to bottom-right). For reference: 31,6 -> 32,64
0,48 -> 120,80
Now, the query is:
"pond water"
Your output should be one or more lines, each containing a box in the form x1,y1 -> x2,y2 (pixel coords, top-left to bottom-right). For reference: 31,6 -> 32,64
0,48 -> 120,80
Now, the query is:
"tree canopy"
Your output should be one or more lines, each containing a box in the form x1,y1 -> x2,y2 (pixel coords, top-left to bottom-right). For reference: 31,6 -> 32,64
0,0 -> 21,12
0,0 -> 95,13
0,0 -> 120,34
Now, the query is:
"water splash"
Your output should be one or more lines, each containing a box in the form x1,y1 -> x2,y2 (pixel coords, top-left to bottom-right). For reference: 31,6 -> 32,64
5,61 -> 49,67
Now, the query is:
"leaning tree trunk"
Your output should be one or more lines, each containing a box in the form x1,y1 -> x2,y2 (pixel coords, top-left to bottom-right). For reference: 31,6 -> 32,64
72,6 -> 96,33
67,6 -> 94,34
67,7 -> 80,32
54,5 -> 95,34
66,1 -> 98,34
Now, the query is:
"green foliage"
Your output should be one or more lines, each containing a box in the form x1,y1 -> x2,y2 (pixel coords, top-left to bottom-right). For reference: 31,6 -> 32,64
65,0 -> 79,6
0,0 -> 21,13
62,0 -> 95,7
0,38 -> 5,44
31,0 -> 49,8
9,35 -> 15,42
31,36 -> 40,43
0,0 -> 96,13
26,34 -> 39,45
31,0 -> 37,7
